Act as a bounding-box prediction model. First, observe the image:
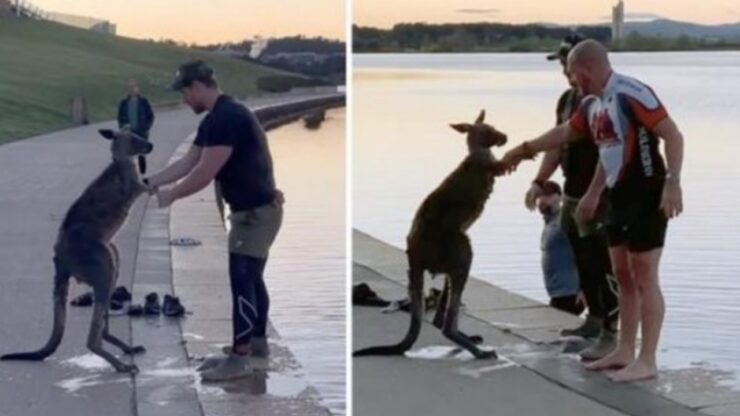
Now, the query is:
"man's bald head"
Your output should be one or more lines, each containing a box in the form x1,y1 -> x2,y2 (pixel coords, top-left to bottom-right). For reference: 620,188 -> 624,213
568,39 -> 610,69
566,39 -> 612,95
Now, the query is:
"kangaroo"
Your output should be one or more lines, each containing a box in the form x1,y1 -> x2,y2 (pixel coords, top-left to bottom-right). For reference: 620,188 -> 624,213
354,110 -> 509,359
1,128 -> 153,373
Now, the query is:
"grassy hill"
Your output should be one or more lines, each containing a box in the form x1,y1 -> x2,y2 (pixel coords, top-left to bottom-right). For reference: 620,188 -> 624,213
0,16 -> 291,143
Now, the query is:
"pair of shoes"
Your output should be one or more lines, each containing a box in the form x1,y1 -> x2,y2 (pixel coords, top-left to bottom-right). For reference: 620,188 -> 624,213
71,286 -> 132,315
200,352 -> 253,382
579,329 -> 617,361
138,293 -> 186,317
560,315 -> 603,339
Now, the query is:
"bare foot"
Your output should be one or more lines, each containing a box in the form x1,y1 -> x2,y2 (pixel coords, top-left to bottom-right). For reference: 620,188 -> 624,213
608,360 -> 657,383
584,348 -> 634,371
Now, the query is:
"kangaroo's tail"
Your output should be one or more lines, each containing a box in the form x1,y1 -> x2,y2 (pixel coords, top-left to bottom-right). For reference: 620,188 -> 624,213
1,264 -> 70,361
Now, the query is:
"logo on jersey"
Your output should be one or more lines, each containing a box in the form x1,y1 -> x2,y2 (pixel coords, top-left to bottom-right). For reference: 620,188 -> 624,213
638,127 -> 654,177
592,110 -> 618,146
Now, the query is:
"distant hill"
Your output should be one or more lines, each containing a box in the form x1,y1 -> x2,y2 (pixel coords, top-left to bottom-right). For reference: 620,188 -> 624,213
0,16 -> 294,143
623,19 -> 740,40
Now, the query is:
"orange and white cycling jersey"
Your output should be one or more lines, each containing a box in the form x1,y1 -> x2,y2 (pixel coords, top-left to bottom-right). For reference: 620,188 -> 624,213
569,71 -> 668,194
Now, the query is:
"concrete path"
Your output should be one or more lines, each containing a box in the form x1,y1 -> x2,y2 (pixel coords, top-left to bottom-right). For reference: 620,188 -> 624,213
0,91 -> 341,416
353,230 -> 739,416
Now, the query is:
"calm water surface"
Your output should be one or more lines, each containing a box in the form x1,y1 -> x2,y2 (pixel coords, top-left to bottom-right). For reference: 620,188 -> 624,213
354,53 -> 740,384
268,109 -> 345,415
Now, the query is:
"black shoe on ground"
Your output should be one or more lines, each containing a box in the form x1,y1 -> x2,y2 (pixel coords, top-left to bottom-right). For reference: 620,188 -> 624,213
109,299 -> 128,316
163,295 -> 186,317
144,293 -> 161,315
71,292 -> 93,307
111,286 -> 132,303
128,304 -> 144,316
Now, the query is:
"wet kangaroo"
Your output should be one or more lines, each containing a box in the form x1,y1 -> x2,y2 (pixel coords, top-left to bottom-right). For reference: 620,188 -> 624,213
1,128 -> 153,373
354,110 -> 509,359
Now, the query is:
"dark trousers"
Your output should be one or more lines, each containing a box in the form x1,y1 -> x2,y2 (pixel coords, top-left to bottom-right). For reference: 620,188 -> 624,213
550,295 -> 585,316
137,155 -> 147,175
567,231 -> 619,330
229,253 -> 269,347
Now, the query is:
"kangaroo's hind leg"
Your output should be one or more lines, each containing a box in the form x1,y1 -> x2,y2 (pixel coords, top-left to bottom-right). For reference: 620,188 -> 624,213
102,243 -> 146,355
432,280 -> 483,345
441,235 -> 496,359
76,244 -> 138,373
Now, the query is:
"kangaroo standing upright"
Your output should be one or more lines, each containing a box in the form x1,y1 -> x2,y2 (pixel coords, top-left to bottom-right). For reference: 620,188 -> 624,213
354,110 -> 509,359
1,128 -> 152,373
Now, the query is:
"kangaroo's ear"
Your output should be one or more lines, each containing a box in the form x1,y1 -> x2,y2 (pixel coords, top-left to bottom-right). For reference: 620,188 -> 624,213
475,109 -> 485,124
98,129 -> 115,140
450,123 -> 471,133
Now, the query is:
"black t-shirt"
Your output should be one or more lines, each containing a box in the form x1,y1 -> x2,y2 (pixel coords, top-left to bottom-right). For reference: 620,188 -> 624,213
556,89 -> 600,198
194,95 -> 276,211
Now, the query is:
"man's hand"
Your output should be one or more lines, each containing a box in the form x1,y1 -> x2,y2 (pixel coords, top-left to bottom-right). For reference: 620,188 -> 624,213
524,182 -> 543,211
273,189 -> 286,206
502,143 -> 536,173
156,187 -> 176,209
575,191 -> 599,224
660,181 -> 683,219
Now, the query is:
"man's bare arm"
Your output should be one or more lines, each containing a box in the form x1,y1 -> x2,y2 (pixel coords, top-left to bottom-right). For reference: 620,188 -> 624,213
147,145 -> 202,188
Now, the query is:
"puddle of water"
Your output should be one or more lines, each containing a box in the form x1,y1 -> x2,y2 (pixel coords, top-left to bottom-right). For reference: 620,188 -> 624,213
61,354 -> 110,371
56,374 -> 130,394
404,345 -> 496,361
456,357 -> 519,379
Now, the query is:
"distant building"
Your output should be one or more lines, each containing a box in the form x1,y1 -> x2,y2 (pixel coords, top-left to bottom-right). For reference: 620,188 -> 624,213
612,0 -> 625,40
47,11 -> 116,34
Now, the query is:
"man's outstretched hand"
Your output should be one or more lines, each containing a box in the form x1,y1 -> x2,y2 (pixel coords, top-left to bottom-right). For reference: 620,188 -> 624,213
502,143 -> 536,173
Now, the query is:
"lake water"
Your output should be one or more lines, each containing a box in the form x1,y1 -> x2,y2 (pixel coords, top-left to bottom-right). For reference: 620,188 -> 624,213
267,109 -> 346,415
353,53 -> 740,384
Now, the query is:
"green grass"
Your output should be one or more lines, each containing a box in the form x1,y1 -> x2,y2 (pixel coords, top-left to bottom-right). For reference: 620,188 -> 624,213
0,17 -> 291,143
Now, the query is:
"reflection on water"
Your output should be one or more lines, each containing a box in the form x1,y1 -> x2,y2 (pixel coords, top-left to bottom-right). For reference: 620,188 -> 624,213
354,53 -> 740,384
267,109 -> 346,415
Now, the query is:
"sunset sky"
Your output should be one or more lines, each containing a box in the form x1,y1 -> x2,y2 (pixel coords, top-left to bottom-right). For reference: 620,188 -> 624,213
31,0 -> 345,43
356,0 -> 740,28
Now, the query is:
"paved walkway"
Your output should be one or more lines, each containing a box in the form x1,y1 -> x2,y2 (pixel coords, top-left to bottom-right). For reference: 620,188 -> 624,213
0,91 -> 342,416
353,230 -> 740,416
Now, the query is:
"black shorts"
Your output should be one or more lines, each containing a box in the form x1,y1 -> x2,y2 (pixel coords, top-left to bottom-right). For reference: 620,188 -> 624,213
606,186 -> 668,252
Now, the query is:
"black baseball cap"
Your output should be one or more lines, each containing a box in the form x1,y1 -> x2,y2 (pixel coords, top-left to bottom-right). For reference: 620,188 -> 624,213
546,33 -> 586,61
171,60 -> 215,91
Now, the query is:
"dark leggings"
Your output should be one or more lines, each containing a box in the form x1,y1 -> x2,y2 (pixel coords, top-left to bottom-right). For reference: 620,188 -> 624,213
550,295 -> 585,316
137,155 -> 147,175
229,253 -> 269,347
567,232 -> 619,330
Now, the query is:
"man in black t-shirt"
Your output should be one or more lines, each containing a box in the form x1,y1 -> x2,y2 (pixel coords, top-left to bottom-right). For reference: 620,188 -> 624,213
525,34 -> 619,361
145,60 -> 283,381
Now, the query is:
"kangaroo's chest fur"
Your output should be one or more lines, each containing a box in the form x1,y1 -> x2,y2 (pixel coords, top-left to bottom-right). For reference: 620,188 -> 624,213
408,154 -> 497,243
59,160 -> 144,244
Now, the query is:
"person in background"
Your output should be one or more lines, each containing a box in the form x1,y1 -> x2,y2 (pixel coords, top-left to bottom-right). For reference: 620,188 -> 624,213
537,180 -> 584,316
118,79 -> 155,174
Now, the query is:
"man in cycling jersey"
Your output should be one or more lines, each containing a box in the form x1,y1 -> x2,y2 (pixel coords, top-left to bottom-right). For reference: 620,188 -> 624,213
503,39 -> 684,383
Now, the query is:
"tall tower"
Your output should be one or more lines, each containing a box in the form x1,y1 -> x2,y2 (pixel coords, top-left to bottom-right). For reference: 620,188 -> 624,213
612,0 -> 625,40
